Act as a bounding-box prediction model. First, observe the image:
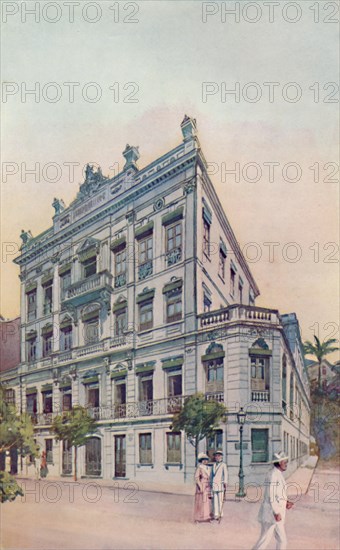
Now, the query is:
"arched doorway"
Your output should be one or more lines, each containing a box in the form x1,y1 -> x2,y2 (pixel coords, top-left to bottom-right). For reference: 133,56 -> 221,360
85,437 -> 101,476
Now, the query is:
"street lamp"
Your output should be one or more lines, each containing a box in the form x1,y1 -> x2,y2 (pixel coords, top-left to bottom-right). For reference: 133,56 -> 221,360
236,407 -> 247,498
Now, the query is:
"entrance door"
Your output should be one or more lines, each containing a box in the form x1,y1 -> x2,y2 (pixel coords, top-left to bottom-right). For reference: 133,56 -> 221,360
62,440 -> 72,475
85,437 -> 101,476
114,435 -> 126,477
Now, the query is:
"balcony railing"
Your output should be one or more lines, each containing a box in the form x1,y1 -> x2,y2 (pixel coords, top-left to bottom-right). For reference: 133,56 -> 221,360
30,393 -> 225,425
251,390 -> 270,402
62,271 -> 113,305
199,304 -> 280,328
166,247 -> 182,267
138,261 -> 153,281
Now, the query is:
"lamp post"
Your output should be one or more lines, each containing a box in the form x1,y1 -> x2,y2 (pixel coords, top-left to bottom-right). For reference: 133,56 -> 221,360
236,406 -> 247,498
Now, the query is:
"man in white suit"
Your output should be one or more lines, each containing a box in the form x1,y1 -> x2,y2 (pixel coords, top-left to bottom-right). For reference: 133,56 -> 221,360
211,450 -> 228,522
253,451 -> 294,550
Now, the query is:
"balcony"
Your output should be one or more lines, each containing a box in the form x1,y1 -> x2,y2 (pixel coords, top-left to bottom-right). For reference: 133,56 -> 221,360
199,304 -> 280,328
62,270 -> 113,307
251,390 -> 270,402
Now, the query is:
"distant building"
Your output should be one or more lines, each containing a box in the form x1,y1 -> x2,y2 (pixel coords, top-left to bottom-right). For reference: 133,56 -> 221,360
305,358 -> 336,389
0,316 -> 20,373
0,117 -> 310,484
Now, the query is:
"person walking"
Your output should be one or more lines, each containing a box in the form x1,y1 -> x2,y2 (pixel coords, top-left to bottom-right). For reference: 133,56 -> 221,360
40,450 -> 48,479
252,451 -> 294,550
211,450 -> 228,522
194,453 -> 212,523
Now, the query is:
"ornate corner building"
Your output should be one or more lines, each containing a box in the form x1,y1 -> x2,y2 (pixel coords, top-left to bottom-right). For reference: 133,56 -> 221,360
1,117 -> 310,484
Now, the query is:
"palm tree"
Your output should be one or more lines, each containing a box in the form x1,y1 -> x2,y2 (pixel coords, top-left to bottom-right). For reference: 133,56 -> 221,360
303,336 -> 339,390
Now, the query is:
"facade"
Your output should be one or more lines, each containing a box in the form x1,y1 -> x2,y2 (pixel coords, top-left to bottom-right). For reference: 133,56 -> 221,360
0,316 -> 20,373
1,116 -> 310,485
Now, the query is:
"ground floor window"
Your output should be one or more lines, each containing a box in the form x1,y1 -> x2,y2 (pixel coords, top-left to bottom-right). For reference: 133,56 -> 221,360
85,437 -> 101,476
45,439 -> 53,464
166,432 -> 181,463
139,433 -> 152,464
207,429 -> 223,461
251,429 -> 268,463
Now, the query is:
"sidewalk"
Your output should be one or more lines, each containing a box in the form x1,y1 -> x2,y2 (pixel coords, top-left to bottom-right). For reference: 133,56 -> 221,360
16,456 -> 318,499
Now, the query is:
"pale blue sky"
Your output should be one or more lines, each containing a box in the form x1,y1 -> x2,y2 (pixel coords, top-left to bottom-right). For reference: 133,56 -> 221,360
1,0 -> 339,350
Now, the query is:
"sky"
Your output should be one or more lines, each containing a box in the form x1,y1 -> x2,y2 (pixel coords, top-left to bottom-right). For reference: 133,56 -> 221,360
1,0 -> 339,357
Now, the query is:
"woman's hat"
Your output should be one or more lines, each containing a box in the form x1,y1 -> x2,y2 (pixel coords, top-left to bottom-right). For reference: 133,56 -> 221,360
271,451 -> 289,463
197,452 -> 209,461
213,450 -> 223,456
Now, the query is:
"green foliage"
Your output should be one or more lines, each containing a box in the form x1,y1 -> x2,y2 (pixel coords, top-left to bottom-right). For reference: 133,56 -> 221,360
310,388 -> 340,460
51,406 -> 98,481
51,406 -> 98,447
172,393 -> 227,459
304,336 -> 339,389
0,471 -> 24,503
0,385 -> 38,457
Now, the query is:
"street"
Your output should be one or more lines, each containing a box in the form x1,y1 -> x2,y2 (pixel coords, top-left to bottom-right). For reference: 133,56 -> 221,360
1,465 -> 339,550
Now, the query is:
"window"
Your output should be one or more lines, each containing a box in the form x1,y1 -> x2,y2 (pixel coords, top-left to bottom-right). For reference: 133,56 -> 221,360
230,268 -> 236,296
45,439 -> 53,464
61,388 -> 72,411
250,356 -> 270,400
282,355 -> 287,412
27,290 -> 37,321
60,326 -> 72,351
43,281 -> 53,315
60,270 -> 71,298
167,433 -> 181,463
166,223 -> 182,266
167,371 -> 182,397
166,291 -> 182,323
114,248 -> 126,287
139,300 -> 153,331
82,255 -> 97,279
115,308 -> 127,336
207,429 -> 223,461
139,433 -> 152,464
290,372 -> 294,419
219,249 -> 226,280
27,337 -> 37,362
42,332 -> 53,357
251,429 -> 268,463
4,389 -> 15,405
26,393 -> 37,417
138,236 -> 153,280
203,293 -> 212,313
205,358 -> 224,394
86,385 -> 99,408
203,219 -> 210,257
167,371 -> 182,412
139,375 -> 153,402
42,391 -> 53,413
114,379 -> 126,418
238,282 -> 243,304
84,318 -> 99,343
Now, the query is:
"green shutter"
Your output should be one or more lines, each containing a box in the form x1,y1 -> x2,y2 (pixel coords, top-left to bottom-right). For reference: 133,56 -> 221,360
135,222 -> 154,240
136,290 -> 155,304
110,236 -> 126,251
202,351 -> 225,361
161,207 -> 184,226
110,370 -> 127,379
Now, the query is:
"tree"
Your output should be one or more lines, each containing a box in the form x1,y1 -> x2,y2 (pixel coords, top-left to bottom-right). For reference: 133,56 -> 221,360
51,406 -> 98,481
303,336 -> 339,389
0,385 -> 38,503
172,393 -> 227,463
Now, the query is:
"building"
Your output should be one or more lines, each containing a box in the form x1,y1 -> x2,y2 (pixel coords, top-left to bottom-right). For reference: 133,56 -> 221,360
1,116 -> 310,485
0,315 -> 20,373
305,358 -> 336,390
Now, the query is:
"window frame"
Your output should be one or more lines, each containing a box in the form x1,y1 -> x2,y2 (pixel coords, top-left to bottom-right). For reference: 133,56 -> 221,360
138,300 -> 153,331
166,432 -> 181,464
139,433 -> 152,465
82,255 -> 97,279
251,428 -> 269,463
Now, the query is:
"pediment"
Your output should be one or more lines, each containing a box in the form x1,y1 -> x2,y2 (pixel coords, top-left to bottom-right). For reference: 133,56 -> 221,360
76,237 -> 100,254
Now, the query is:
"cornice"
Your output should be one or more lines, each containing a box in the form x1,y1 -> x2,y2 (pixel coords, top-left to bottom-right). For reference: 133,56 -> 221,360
14,150 -> 197,267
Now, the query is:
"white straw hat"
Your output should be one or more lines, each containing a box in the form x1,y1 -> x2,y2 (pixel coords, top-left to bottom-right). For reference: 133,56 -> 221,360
271,451 -> 289,463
